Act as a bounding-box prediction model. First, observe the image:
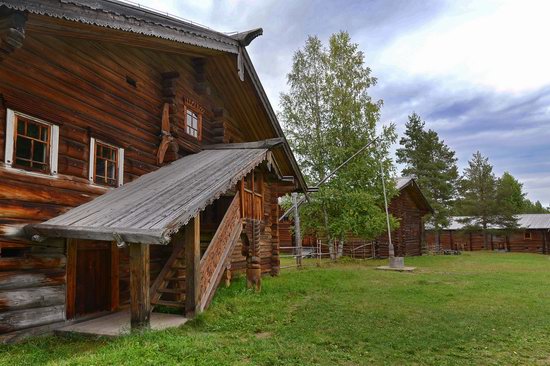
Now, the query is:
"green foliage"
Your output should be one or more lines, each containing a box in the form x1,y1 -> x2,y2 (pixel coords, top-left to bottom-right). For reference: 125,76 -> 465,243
522,199 -> 550,213
5,253 -> 550,365
280,32 -> 397,242
496,172 -> 526,216
396,113 -> 459,229
457,151 -> 498,229
457,152 -> 518,235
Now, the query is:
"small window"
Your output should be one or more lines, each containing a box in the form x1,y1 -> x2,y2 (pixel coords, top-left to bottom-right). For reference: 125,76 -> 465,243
89,138 -> 124,187
184,108 -> 202,140
524,231 -> 532,240
4,109 -> 59,174
183,98 -> 204,141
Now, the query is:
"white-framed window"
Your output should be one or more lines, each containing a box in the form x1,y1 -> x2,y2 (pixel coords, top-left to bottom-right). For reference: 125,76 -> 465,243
89,137 -> 124,187
182,98 -> 203,141
4,109 -> 59,174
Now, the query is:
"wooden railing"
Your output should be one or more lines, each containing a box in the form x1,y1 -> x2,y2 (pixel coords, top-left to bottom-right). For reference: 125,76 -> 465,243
199,192 -> 243,311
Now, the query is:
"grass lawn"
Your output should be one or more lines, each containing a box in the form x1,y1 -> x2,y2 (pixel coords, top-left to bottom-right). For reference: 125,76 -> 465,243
2,252 -> 550,365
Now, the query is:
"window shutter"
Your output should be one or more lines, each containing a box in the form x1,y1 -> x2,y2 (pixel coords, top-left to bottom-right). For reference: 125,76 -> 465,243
89,137 -> 96,182
50,124 -> 59,174
118,148 -> 124,186
4,109 -> 15,166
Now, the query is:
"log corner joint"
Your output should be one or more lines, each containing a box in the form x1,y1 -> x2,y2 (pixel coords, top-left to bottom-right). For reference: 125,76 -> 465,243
0,10 -> 27,62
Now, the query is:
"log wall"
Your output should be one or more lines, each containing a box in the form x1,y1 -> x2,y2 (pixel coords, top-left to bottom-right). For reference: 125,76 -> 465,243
0,239 -> 65,335
426,229 -> 549,254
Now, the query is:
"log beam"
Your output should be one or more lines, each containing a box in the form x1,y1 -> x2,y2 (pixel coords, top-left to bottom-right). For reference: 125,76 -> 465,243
0,10 -> 26,63
185,215 -> 201,317
129,243 -> 150,330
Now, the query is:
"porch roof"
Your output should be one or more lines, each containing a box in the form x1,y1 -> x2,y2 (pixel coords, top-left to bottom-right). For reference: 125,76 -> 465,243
25,147 -> 269,245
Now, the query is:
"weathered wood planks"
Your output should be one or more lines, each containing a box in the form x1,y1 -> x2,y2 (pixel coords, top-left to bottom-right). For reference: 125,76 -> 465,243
0,269 -> 64,291
0,304 -> 65,333
0,285 -> 65,311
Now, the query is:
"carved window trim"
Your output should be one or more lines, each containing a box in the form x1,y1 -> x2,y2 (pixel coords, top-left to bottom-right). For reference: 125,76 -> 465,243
89,137 -> 124,187
4,109 -> 59,175
183,97 -> 204,141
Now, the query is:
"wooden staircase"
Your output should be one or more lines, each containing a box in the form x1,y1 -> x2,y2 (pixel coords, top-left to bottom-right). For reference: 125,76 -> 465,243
150,191 -> 243,313
150,243 -> 187,310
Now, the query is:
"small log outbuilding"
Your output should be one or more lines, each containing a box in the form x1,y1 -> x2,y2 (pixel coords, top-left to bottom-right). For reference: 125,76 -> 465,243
426,215 -> 550,254
0,0 -> 306,342
280,177 -> 433,259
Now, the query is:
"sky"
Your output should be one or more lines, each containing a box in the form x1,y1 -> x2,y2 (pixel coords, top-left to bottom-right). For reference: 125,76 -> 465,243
133,0 -> 550,205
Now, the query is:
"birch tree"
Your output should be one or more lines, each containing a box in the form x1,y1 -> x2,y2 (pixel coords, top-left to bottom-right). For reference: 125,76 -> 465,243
280,32 -> 397,257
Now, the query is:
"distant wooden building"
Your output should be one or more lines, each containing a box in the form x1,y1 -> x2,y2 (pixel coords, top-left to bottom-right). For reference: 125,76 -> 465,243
280,177 -> 433,258
426,215 -> 550,254
0,0 -> 306,342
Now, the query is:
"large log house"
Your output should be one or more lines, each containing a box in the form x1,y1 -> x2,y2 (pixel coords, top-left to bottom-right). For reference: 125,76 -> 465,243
0,0 -> 307,342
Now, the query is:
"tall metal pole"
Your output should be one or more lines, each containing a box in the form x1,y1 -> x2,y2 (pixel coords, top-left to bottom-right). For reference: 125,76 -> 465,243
380,161 -> 394,258
292,192 -> 303,268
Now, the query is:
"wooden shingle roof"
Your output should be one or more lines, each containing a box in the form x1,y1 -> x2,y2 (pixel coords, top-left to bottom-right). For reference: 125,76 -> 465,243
26,148 -> 269,244
395,176 -> 433,214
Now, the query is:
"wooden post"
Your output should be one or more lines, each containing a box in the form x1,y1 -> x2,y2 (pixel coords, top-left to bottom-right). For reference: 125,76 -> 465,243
66,239 -> 77,320
129,243 -> 150,330
292,192 -> 302,267
185,214 -> 201,317
110,242 -> 120,311
270,185 -> 280,276
542,230 -> 547,255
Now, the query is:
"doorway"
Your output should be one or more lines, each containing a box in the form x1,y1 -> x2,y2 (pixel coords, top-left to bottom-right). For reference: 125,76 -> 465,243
67,240 -> 118,319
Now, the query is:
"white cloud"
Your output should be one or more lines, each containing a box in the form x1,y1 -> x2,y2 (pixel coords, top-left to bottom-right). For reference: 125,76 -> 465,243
377,0 -> 550,93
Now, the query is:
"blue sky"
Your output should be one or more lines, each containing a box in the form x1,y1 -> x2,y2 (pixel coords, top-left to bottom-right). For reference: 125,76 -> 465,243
135,0 -> 550,204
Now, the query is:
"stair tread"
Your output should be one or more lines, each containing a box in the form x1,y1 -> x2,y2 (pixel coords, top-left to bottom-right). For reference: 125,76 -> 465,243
152,299 -> 185,308
166,275 -> 186,280
157,287 -> 186,294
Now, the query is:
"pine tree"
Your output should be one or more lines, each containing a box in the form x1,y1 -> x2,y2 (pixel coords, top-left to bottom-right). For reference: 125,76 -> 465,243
280,32 -> 397,255
523,199 -> 550,213
495,172 -> 522,230
496,172 -> 525,213
457,152 -> 518,247
396,113 -> 459,233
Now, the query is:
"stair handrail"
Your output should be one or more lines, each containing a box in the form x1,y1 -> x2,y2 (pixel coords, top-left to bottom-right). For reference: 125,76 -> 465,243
199,192 -> 243,311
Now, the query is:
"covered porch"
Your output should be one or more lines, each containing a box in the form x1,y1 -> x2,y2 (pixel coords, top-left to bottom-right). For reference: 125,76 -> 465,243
25,141 -> 290,333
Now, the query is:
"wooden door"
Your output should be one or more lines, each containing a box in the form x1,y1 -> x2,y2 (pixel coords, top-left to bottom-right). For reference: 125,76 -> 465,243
73,241 -> 112,317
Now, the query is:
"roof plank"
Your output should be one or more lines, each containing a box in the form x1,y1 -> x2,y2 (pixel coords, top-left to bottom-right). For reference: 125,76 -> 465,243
26,148 -> 268,244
